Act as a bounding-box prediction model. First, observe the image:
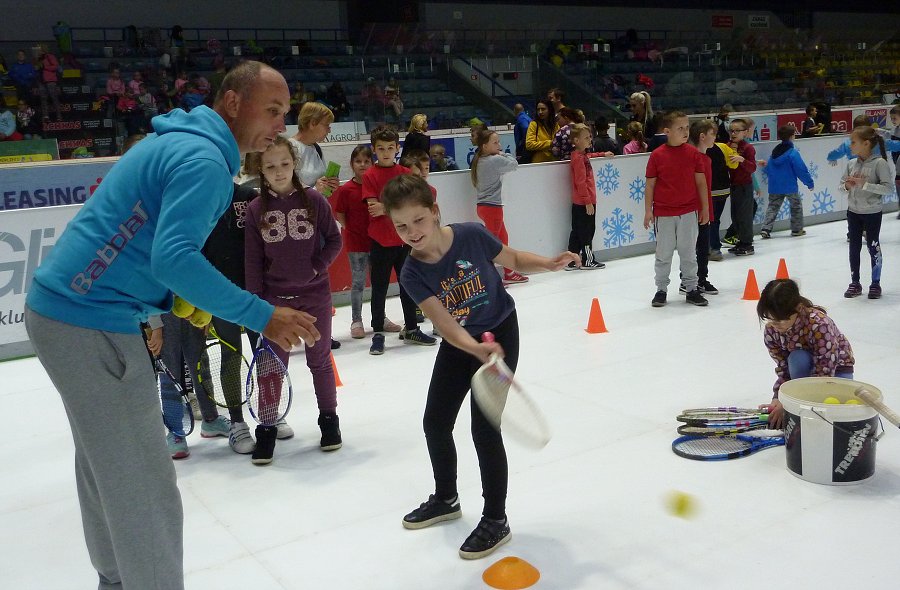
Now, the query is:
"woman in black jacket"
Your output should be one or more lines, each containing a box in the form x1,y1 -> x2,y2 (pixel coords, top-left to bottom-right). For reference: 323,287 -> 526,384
401,113 -> 431,161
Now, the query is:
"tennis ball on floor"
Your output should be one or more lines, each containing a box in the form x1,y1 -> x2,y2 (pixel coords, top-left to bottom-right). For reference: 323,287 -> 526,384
823,397 -> 841,404
172,296 -> 195,318
188,309 -> 212,328
844,399 -> 861,405
666,491 -> 697,519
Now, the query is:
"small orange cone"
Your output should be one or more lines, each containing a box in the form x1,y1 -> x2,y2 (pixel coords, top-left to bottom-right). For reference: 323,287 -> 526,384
483,556 -> 541,590
584,297 -> 608,333
330,353 -> 343,387
742,269 -> 761,301
775,258 -> 790,280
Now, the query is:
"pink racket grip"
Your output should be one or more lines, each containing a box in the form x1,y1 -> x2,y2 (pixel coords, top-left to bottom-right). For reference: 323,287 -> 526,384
482,332 -> 496,344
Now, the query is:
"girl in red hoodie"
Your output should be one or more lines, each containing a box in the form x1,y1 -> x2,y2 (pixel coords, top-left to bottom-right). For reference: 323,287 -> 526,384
566,124 -> 607,270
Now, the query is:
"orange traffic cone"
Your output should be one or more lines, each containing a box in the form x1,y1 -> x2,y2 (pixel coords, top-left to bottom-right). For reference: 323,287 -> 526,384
585,297 -> 608,333
483,556 -> 541,590
330,353 -> 343,387
742,269 -> 760,301
775,258 -> 790,280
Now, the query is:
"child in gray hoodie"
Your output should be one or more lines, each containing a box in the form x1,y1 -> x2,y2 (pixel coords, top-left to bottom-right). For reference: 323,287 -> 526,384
841,126 -> 893,299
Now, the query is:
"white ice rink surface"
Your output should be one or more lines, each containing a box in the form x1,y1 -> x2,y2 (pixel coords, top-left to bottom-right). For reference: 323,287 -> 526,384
3,215 -> 900,590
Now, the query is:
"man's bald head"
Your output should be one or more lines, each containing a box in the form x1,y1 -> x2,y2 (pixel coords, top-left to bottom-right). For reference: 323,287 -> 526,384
214,61 -> 284,105
213,60 -> 290,155
513,103 -> 524,114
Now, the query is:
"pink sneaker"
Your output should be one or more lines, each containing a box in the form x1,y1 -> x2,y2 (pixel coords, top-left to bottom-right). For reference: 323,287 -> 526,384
350,321 -> 365,339
383,318 -> 402,332
503,270 -> 529,284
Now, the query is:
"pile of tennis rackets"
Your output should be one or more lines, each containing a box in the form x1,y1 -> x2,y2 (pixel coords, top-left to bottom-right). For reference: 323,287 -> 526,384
672,407 -> 784,461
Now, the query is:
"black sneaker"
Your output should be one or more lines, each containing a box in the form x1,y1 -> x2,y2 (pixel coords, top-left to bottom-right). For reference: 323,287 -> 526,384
760,229 -> 771,239
678,283 -> 687,295
686,288 -> 709,306
699,280 -> 719,295
867,283 -> 881,299
251,425 -> 277,466
400,327 -> 437,346
791,229 -> 806,237
369,333 -> 385,355
844,282 -> 863,298
402,494 -> 462,530
564,261 -> 579,271
651,291 -> 667,307
733,245 -> 755,256
330,338 -> 341,350
458,516 -> 511,560
318,413 -> 342,451
581,260 -> 605,270
415,307 -> 426,323
722,235 -> 738,246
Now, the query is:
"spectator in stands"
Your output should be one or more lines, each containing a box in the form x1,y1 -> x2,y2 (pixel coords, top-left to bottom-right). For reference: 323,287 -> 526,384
801,104 -> 825,137
136,82 -> 158,123
36,44 -> 62,122
0,102 -> 24,141
513,103 -> 533,163
327,81 -> 349,121
128,71 -> 144,96
174,70 -> 189,94
385,77 -> 404,122
191,73 -> 210,97
15,99 -> 40,139
169,25 -> 186,74
622,121 -> 647,154
9,50 -> 37,103
429,144 -> 458,172
628,91 -> 656,137
715,104 -> 732,143
525,98 -> 558,163
207,62 -> 227,104
548,88 -> 566,119
552,107 -> 585,161
470,121 -> 487,146
401,114 -> 430,161
592,115 -> 619,155
361,77 -> 385,124
106,68 -> 126,98
179,82 -> 204,112
290,102 -> 340,195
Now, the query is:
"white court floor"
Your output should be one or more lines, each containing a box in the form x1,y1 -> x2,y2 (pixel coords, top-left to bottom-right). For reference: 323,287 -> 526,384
3,215 -> 900,590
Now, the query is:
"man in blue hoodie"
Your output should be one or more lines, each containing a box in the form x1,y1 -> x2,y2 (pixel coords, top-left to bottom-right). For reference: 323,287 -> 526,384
24,61 -> 320,590
759,125 -> 814,238
513,103 -> 532,163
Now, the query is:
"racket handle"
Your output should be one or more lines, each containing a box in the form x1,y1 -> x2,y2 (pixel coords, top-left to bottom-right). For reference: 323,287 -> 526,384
855,387 -> 900,429
482,332 -> 496,344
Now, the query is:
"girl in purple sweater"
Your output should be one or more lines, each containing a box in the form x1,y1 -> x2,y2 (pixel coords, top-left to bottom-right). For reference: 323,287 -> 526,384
245,136 -> 343,465
757,279 -> 855,429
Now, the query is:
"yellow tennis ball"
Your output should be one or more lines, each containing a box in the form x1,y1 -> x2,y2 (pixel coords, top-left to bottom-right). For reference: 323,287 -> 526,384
823,397 -> 841,404
844,399 -> 860,405
666,491 -> 697,519
188,309 -> 212,328
172,296 -> 195,318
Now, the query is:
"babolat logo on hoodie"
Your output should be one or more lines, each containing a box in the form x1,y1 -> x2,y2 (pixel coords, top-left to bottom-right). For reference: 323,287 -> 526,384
69,200 -> 149,294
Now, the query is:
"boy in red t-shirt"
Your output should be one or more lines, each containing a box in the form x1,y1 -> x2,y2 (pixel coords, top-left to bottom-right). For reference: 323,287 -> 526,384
643,111 -> 710,308
362,126 -> 437,354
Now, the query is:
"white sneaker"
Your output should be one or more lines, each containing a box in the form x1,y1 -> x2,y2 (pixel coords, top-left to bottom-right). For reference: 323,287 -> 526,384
276,418 -> 294,440
229,422 -> 256,454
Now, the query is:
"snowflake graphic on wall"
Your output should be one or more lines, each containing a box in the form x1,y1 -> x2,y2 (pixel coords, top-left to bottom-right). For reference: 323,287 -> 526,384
807,161 -> 819,180
885,183 -> 899,204
647,226 -> 656,242
627,177 -> 646,202
810,189 -> 836,215
753,195 -> 766,224
595,163 -> 621,196
602,207 -> 635,248
775,197 -> 791,221
758,166 -> 768,185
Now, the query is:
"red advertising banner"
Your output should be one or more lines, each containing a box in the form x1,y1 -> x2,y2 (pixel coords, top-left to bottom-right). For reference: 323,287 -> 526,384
711,15 -> 734,28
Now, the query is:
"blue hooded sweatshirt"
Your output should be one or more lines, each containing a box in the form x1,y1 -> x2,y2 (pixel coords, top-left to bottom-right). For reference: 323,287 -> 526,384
27,106 -> 274,334
765,141 -> 814,195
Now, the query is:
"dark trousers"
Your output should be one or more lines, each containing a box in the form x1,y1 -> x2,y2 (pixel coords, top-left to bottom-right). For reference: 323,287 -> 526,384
847,211 -> 883,284
369,240 -> 417,331
730,183 -> 755,247
568,204 -> 597,263
696,223 -> 710,281
709,195 -> 729,251
424,311 -> 518,520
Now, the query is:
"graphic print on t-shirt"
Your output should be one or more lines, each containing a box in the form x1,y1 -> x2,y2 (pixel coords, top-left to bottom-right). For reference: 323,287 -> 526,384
438,259 -> 489,326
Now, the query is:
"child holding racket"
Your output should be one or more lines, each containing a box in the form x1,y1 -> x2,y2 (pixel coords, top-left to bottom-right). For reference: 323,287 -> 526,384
757,279 -> 855,429
382,174 -> 578,560
245,136 -> 343,463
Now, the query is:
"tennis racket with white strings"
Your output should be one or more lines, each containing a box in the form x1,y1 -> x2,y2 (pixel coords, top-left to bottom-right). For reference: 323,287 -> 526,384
676,423 -> 768,437
245,335 -> 293,427
470,332 -> 551,449
676,408 -> 769,427
196,324 -> 250,409
672,430 -> 784,461
140,323 -> 194,436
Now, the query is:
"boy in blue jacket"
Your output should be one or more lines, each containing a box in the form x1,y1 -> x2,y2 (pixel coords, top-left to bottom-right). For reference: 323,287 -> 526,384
759,125 -> 814,238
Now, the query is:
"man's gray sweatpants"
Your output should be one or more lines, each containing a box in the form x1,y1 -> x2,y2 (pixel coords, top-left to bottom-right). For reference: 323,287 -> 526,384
25,307 -> 184,590
654,212 -> 699,292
